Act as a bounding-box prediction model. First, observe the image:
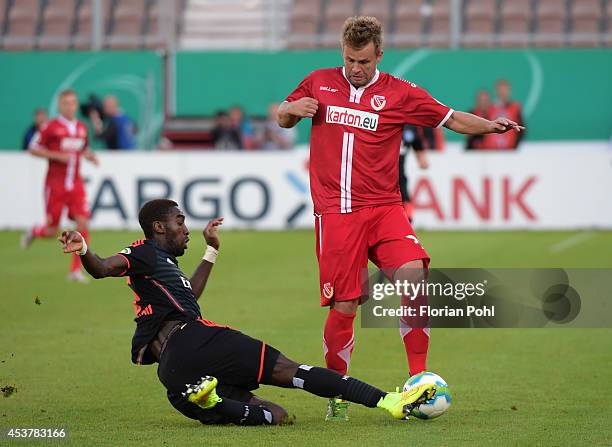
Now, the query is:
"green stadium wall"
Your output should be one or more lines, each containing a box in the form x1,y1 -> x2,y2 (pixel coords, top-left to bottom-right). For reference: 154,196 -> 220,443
0,51 -> 163,150
0,49 -> 610,149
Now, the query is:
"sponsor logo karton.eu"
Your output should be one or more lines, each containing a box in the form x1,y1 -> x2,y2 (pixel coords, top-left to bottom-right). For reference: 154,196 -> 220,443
326,105 -> 379,131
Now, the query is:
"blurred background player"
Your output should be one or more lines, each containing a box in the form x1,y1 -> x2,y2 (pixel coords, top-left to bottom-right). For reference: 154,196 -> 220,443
399,125 -> 431,222
259,103 -> 297,150
22,108 -> 48,150
278,16 -> 523,421
22,89 -> 99,282
482,79 -> 525,150
466,90 -> 492,150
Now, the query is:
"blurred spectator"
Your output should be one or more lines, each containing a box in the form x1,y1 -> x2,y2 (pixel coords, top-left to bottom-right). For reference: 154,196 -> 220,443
466,90 -> 492,150
482,80 -> 525,149
259,103 -> 296,150
211,110 -> 242,150
22,108 -> 48,150
90,95 -> 136,150
229,105 -> 254,149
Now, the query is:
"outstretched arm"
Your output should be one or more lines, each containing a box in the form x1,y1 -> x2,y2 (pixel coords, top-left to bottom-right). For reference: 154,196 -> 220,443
190,218 -> 224,300
444,111 -> 525,135
58,231 -> 128,278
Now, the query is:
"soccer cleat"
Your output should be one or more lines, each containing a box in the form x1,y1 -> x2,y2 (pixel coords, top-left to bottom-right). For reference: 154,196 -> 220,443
325,397 -> 349,421
67,270 -> 89,283
377,383 -> 437,420
20,230 -> 33,249
183,376 -> 222,410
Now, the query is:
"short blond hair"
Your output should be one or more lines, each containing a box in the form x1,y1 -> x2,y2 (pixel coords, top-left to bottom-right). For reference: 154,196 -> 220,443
59,89 -> 77,98
341,16 -> 383,53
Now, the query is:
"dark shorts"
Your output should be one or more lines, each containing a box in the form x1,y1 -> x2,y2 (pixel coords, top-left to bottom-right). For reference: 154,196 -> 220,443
157,319 -> 280,395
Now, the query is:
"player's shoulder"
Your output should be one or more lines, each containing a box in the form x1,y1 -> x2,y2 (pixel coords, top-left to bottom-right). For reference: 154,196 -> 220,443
120,239 -> 156,256
42,118 -> 61,131
383,72 -> 420,91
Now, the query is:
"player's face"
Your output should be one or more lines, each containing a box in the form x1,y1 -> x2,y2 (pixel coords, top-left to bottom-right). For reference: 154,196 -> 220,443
59,94 -> 78,120
163,208 -> 190,257
342,42 -> 382,88
496,82 -> 510,102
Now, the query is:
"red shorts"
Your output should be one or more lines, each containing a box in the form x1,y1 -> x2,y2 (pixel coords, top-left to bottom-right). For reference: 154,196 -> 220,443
314,204 -> 429,306
44,180 -> 90,227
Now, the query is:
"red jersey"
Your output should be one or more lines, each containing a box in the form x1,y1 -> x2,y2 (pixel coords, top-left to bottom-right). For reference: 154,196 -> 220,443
286,67 -> 452,214
29,116 -> 89,190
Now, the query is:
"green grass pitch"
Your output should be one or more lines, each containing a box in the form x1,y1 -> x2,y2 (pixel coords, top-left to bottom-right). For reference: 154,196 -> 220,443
1,230 -> 611,446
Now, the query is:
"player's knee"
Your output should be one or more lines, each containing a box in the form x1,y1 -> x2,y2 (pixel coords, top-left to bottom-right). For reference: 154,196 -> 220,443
270,354 -> 300,387
394,259 -> 427,282
332,299 -> 359,314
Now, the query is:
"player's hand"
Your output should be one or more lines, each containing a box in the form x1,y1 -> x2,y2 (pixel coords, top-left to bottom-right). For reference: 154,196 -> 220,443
58,230 -> 84,253
288,97 -> 319,118
83,150 -> 99,166
203,217 -> 224,250
489,117 -> 525,134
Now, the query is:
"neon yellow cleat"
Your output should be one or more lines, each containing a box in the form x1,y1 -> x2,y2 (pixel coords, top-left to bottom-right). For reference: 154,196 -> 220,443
325,397 -> 350,421
182,376 -> 222,410
377,383 -> 437,420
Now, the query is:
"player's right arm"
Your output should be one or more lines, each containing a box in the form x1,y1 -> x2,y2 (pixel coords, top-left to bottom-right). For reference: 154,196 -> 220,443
278,72 -> 319,128
277,98 -> 319,128
28,128 -> 71,164
58,231 -> 128,278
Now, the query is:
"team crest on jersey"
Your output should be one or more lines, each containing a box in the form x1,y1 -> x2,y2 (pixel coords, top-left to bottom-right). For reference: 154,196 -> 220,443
322,282 -> 334,299
370,95 -> 386,111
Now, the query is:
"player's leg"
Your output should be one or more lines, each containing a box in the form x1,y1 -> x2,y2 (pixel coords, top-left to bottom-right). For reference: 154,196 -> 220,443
22,185 -> 61,248
368,205 -> 431,376
168,383 -> 288,425
395,259 -> 430,376
315,212 -> 368,376
159,322 -> 289,425
263,352 -> 436,420
67,181 -> 91,281
68,214 -> 89,281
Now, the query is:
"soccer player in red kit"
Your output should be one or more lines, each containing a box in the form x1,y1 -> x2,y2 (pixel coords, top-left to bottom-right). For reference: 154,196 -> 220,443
278,16 -> 524,420
22,89 -> 99,282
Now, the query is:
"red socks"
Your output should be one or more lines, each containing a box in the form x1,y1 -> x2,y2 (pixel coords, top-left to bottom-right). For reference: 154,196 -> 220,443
70,230 -> 89,273
323,304 -> 429,376
323,308 -> 356,375
400,326 -> 430,376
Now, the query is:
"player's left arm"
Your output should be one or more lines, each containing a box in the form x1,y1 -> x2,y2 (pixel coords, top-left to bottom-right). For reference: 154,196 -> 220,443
444,110 -> 525,135
82,133 -> 100,166
190,218 -> 224,300
83,149 -> 99,165
58,231 -> 128,278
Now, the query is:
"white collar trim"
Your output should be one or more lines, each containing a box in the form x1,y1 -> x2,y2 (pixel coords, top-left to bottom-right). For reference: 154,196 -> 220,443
342,67 -> 380,104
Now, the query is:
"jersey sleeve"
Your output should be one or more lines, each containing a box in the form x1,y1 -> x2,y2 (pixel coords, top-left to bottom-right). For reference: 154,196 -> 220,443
116,242 -> 156,276
285,72 -> 314,102
402,83 -> 454,129
28,124 -> 49,150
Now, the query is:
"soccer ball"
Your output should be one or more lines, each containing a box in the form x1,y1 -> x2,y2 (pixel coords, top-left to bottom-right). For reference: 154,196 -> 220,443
403,371 -> 452,420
